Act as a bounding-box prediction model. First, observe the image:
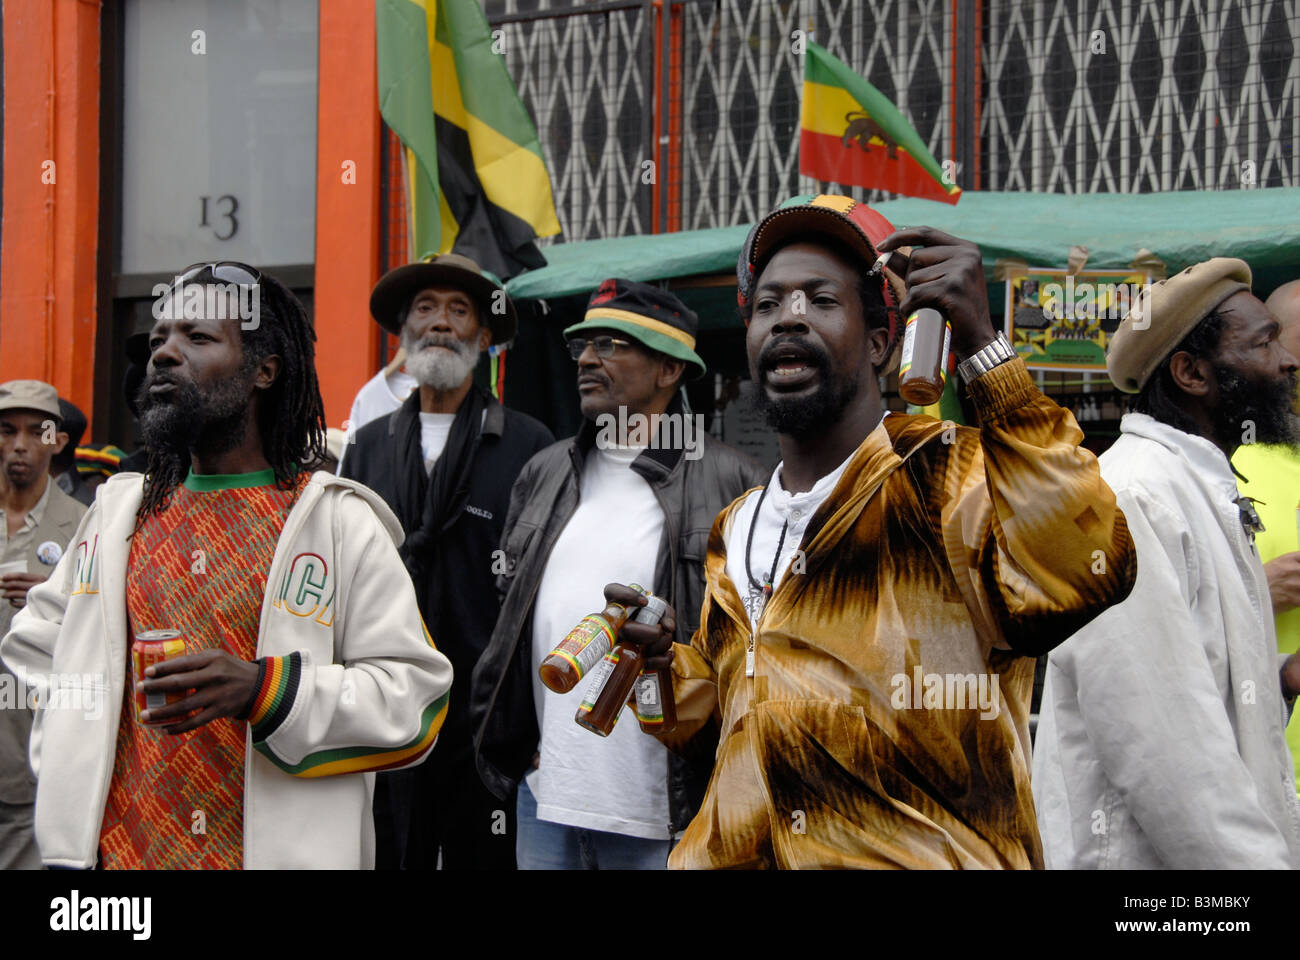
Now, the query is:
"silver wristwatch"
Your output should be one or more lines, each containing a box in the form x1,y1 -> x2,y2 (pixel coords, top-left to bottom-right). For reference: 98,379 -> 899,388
956,333 -> 1016,384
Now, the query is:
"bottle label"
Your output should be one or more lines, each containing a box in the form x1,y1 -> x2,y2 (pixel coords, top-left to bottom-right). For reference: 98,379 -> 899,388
634,595 -> 667,626
899,314 -> 952,385
577,648 -> 621,715
939,322 -> 951,383
549,616 -> 616,680
899,314 -> 919,377
634,672 -> 664,725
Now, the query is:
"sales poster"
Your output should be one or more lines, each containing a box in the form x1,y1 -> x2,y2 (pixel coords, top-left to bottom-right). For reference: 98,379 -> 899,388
1004,268 -> 1153,372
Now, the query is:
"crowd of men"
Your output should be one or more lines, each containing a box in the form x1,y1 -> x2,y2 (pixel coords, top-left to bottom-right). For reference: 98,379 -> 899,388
1,192 -> 1298,870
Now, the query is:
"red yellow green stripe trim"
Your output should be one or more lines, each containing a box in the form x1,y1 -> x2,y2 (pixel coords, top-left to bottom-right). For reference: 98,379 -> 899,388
248,653 -> 300,738
582,307 -> 697,350
254,691 -> 449,779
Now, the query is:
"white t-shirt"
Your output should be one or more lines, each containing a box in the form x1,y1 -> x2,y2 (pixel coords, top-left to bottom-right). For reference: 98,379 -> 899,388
337,368 -> 418,474
527,445 -> 672,840
725,415 -> 887,629
347,367 -> 417,433
419,412 -> 455,473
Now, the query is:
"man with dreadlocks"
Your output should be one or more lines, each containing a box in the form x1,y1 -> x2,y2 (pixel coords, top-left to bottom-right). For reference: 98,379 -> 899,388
0,264 -> 453,869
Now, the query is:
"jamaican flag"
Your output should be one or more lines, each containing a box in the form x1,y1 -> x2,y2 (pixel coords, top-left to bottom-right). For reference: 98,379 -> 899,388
800,42 -> 960,205
376,0 -> 561,278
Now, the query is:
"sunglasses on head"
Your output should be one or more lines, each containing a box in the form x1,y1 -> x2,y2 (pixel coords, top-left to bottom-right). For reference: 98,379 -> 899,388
173,261 -> 262,288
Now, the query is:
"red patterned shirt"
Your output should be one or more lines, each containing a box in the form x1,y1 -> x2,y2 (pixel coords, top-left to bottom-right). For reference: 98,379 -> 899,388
99,468 -> 306,869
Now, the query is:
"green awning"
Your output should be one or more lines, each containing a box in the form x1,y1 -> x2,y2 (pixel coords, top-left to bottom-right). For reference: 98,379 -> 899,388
506,224 -> 752,300
506,188 -> 1300,302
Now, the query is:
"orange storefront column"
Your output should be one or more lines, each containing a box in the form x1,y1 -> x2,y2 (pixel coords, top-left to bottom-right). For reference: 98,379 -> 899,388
314,0 -> 383,430
0,0 -> 101,418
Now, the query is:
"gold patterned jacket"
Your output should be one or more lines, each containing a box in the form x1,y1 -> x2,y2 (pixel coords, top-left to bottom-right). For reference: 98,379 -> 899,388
660,358 -> 1136,869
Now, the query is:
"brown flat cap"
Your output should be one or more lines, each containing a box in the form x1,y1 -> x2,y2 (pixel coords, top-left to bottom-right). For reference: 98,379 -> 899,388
0,380 -> 62,423
1107,257 -> 1252,393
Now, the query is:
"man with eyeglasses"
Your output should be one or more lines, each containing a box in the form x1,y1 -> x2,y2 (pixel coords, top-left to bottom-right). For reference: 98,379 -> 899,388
0,263 -> 453,869
471,278 -> 763,870
341,253 -> 553,870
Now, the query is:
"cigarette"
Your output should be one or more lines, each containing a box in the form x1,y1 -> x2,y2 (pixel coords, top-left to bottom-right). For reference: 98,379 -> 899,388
870,251 -> 910,277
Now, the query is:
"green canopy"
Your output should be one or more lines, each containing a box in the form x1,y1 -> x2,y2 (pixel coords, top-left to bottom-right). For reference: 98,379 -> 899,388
506,188 -> 1300,304
506,224 -> 752,300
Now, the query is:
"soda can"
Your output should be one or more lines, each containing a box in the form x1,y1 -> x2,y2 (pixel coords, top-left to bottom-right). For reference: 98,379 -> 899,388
132,629 -> 186,724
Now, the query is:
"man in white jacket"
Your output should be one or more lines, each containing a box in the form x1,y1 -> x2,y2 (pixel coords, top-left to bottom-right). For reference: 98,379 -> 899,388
1034,258 -> 1300,868
0,264 -> 453,869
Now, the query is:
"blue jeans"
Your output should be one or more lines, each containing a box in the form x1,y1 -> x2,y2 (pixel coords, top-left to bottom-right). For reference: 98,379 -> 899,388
516,780 -> 672,870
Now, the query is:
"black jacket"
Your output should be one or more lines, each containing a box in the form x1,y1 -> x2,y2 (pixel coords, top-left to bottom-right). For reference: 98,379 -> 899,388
471,401 -> 765,833
341,393 -> 554,761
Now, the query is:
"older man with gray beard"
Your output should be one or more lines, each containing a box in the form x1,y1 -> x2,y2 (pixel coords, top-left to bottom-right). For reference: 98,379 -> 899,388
341,253 -> 553,870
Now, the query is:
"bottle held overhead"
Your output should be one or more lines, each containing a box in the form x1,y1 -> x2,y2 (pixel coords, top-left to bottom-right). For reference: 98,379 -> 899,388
871,250 -> 952,407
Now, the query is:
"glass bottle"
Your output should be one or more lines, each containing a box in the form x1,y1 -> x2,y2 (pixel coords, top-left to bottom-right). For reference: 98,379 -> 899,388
898,307 -> 952,406
574,643 -> 646,737
576,593 -> 667,737
632,668 -> 677,734
539,584 -> 645,694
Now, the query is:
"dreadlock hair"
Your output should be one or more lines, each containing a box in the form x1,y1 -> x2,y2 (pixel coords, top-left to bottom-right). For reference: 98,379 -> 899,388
135,269 -> 328,526
739,233 -> 897,370
1129,307 -> 1228,435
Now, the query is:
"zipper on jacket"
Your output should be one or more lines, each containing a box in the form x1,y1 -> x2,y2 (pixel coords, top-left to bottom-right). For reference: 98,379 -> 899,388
746,591 -> 772,679
242,477 -> 325,865
648,481 -> 681,642
647,460 -> 692,834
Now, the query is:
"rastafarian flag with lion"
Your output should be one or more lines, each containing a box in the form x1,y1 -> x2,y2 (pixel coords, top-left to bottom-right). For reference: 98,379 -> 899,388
800,41 -> 961,205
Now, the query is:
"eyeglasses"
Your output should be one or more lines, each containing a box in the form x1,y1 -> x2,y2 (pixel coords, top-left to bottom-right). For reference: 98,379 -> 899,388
567,336 -> 633,361
173,261 -> 262,288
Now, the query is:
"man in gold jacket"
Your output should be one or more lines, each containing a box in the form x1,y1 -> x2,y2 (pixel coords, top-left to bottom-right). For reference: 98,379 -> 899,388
611,195 -> 1137,869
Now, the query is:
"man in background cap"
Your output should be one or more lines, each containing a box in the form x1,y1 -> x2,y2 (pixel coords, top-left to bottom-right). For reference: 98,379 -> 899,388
1034,258 -> 1300,868
50,399 -> 93,507
2,265 -> 451,870
0,380 -> 87,868
606,195 -> 1136,869
472,278 -> 763,870
74,443 -> 128,495
342,253 -> 553,870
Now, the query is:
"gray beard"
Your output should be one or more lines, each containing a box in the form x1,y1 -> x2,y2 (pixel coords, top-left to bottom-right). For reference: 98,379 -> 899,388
401,329 -> 480,391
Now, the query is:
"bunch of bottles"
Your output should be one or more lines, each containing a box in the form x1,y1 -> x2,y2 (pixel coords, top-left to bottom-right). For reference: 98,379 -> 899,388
538,584 -> 676,738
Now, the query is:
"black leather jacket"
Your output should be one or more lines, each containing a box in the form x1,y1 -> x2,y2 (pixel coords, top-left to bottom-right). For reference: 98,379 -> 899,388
471,405 -> 765,834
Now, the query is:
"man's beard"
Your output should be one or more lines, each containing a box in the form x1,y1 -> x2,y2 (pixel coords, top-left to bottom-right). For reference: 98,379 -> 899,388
1212,361 -> 1300,450
402,328 -> 480,391
751,335 -> 859,437
136,366 -> 253,458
